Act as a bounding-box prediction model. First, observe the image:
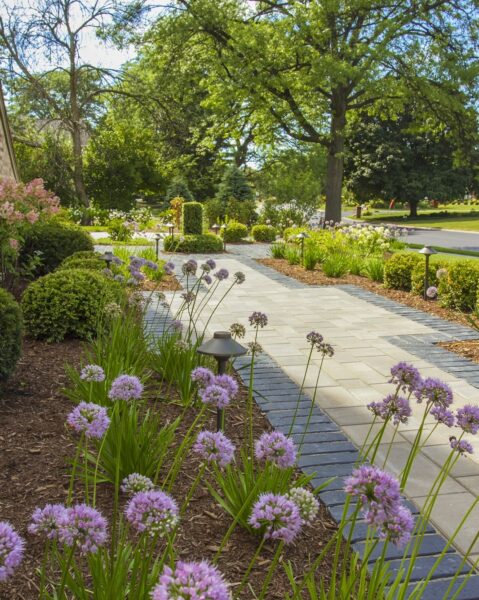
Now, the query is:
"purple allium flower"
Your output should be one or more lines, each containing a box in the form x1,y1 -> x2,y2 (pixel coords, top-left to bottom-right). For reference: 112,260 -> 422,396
130,257 -> 147,270
206,259 -> 216,270
191,367 -> 215,389
318,342 -> 334,357
130,269 -> 145,281
171,319 -> 184,332
164,261 -> 175,275
306,331 -> 323,346
249,493 -> 302,544
254,431 -> 297,469
182,260 -> 198,275
214,374 -> 238,399
145,260 -> 158,271
367,395 -> 411,425
234,271 -> 245,284
181,291 -> 195,303
28,504 -> 67,540
456,405 -> 479,434
450,437 -> 474,455
426,286 -> 438,299
344,465 -> 401,517
0,522 -> 24,582
112,256 -> 124,266
204,274 -> 213,285
377,505 -> 414,547
121,473 -> 155,495
114,274 -> 125,283
287,488 -> 319,524
194,431 -> 235,468
249,311 -> 268,328
108,375 -> 143,402
230,323 -> 246,339
67,402 -> 110,439
214,268 -> 229,281
59,504 -> 108,553
431,406 -> 455,427
389,362 -> 422,394
125,490 -> 178,536
415,378 -> 453,408
80,364 -> 105,383
152,561 -> 231,600
199,385 -> 231,409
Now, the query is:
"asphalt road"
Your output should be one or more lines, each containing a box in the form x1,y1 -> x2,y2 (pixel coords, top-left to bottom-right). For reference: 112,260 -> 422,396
398,227 -> 479,252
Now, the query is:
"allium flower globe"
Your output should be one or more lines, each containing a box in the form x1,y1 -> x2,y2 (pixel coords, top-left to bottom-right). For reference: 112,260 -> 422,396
152,561 -> 231,600
234,271 -> 245,284
287,488 -> 319,524
230,323 -> 246,339
125,490 -> 178,536
431,406 -> 455,427
248,311 -> 268,328
249,493 -> 302,544
255,431 -> 297,468
214,374 -> 238,399
80,364 -> 105,383
389,362 -> 422,394
450,438 -> 474,454
191,367 -> 215,389
415,378 -> 453,408
378,505 -> 414,547
367,395 -> 411,425
194,431 -> 235,467
59,504 -> 108,553
28,504 -> 67,540
344,465 -> 400,515
456,405 -> 479,434
204,274 -> 213,285
426,286 -> 438,299
108,374 -> 143,401
0,522 -> 24,582
206,259 -> 216,270
121,473 -> 155,495
67,402 -> 110,439
199,384 -> 231,409
214,268 -> 229,281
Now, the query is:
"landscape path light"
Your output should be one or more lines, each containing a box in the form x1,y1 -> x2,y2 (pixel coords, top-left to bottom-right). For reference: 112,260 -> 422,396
419,245 -> 438,300
197,331 -> 247,431
154,233 -> 162,259
220,224 -> 226,251
100,251 -> 114,269
211,223 -> 220,235
296,231 -> 310,266
165,222 -> 175,237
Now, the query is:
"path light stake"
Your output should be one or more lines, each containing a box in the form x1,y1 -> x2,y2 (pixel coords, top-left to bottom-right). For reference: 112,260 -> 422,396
211,223 -> 220,236
100,251 -> 113,269
197,331 -> 247,431
419,245 -> 437,300
154,233 -> 162,259
165,222 -> 175,237
296,231 -> 310,267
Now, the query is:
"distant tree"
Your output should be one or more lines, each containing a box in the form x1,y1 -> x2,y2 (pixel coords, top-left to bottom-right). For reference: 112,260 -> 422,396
166,177 -> 193,202
217,165 -> 253,204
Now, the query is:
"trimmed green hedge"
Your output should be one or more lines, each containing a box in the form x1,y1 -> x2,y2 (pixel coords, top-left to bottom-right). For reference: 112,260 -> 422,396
22,269 -> 125,342
383,252 -> 422,291
438,261 -> 479,311
61,251 -> 100,266
182,202 -> 203,235
0,288 -> 23,385
163,234 -> 223,253
20,221 -> 93,275
57,258 -> 106,272
223,221 -> 248,242
252,224 -> 277,243
411,259 -> 449,296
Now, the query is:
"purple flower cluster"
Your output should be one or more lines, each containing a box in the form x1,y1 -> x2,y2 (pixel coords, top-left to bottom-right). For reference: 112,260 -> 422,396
192,368 -> 239,408
0,522 -> 24,582
59,504 -> 108,553
254,431 -> 297,468
415,378 -> 453,408
80,364 -> 105,383
431,406 -> 455,427
249,493 -> 302,544
152,561 -> 231,600
450,437 -> 474,455
125,490 -> 178,536
456,405 -> 479,435
214,268 -> 229,281
67,402 -> 110,439
249,311 -> 268,328
194,431 -> 235,467
182,259 -> 198,275
367,394 -> 412,425
305,331 -> 334,356
28,504 -> 67,540
200,385 -> 230,409
170,319 -> 184,332
344,465 -> 413,547
204,274 -> 213,285
191,367 -> 215,388
121,473 -> 155,495
389,362 -> 422,394
164,261 -> 175,275
108,374 -> 143,401
206,259 -> 216,270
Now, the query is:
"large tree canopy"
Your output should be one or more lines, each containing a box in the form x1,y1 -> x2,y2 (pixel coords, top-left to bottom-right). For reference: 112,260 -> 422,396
161,0 -> 478,221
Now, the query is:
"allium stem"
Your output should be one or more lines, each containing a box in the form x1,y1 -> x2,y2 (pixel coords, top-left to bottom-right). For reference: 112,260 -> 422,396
287,344 -> 314,437
68,433 -> 84,504
180,463 -> 207,516
298,353 -> 325,451
58,540 -> 76,598
234,537 -> 266,599
258,541 -> 284,600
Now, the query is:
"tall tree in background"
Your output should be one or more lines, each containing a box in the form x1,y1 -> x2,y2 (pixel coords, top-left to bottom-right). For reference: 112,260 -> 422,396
0,0 -> 142,207
171,0 -> 478,222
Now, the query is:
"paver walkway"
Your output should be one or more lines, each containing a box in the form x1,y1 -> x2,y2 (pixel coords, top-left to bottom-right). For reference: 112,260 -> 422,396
156,248 -> 479,568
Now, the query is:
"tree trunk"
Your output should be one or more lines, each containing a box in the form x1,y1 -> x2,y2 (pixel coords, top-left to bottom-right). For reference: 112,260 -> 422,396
71,125 -> 89,208
409,201 -> 418,217
324,91 -> 347,224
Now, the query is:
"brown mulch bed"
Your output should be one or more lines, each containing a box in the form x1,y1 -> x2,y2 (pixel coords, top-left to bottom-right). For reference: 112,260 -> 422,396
0,339 -> 338,599
143,273 -> 181,292
259,258 -> 476,329
439,339 -> 479,365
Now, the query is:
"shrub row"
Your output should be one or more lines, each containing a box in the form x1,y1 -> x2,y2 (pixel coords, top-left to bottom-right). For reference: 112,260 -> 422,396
0,289 -> 23,385
163,233 -> 224,253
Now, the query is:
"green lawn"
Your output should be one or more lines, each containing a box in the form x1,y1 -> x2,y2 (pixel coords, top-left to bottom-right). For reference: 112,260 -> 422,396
361,208 -> 479,231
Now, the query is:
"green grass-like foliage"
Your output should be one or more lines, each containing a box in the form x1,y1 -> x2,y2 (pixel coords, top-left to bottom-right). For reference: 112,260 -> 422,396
438,260 -> 479,311
20,220 -> 93,275
322,253 -> 349,278
22,269 -> 125,342
285,245 -> 301,265
361,257 -> 384,282
251,224 -> 277,242
222,221 -> 248,242
0,288 -> 23,385
163,233 -> 223,253
270,243 -> 286,259
182,201 -> 203,235
383,252 -> 422,291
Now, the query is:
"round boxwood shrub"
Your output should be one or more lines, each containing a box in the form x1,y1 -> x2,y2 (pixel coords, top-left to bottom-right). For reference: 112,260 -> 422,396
251,224 -> 277,243
438,261 -> 479,311
383,252 -> 422,291
20,220 -> 94,275
58,257 -> 106,272
22,269 -> 125,342
411,259 -> 448,296
223,221 -> 248,243
0,288 -> 23,385
163,233 -> 223,253
61,251 -> 99,266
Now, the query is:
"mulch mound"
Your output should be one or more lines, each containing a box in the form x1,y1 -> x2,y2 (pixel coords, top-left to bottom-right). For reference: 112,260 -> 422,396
0,338 -> 338,598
